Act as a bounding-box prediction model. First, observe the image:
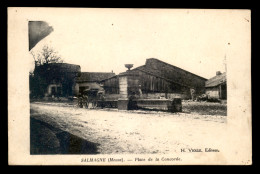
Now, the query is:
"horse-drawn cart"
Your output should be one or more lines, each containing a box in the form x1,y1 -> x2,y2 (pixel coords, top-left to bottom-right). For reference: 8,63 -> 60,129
78,89 -> 104,108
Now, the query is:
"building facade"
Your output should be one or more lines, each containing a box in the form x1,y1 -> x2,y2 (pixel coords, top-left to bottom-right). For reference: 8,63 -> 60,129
101,58 -> 207,100
205,71 -> 227,99
30,63 -> 81,98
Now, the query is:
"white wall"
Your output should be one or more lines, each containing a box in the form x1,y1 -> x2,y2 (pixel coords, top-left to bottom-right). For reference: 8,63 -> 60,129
119,76 -> 128,99
206,87 -> 219,99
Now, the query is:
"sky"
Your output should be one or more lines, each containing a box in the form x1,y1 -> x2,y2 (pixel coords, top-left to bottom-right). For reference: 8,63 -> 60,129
29,8 -> 242,79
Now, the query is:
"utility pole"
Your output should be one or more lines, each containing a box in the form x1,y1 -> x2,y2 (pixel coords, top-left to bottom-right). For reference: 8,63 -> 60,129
224,54 -> 227,73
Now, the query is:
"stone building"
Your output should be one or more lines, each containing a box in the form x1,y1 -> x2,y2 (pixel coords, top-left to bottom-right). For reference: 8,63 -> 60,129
30,63 -> 81,98
100,58 -> 207,100
205,71 -> 227,99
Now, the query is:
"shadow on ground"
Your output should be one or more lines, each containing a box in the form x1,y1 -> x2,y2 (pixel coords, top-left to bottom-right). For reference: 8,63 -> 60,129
30,117 -> 100,154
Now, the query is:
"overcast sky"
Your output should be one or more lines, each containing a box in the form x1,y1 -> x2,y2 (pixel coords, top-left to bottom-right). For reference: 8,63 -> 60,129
28,8 -> 244,79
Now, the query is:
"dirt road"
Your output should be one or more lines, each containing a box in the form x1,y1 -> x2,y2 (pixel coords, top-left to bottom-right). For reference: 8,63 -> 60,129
30,102 -> 227,154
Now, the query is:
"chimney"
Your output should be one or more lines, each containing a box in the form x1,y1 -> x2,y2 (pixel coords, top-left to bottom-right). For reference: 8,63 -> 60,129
216,71 -> 222,76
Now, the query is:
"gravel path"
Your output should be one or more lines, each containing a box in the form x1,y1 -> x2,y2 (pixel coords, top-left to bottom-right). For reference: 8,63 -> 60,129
30,102 -> 227,154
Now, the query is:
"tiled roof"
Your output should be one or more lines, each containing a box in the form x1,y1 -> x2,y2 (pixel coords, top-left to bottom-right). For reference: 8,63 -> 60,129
76,72 -> 116,82
132,59 -> 207,88
145,58 -> 207,80
205,72 -> 226,87
101,58 -> 208,88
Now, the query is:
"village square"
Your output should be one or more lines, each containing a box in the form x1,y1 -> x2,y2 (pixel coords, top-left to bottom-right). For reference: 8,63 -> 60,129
28,19 -> 227,154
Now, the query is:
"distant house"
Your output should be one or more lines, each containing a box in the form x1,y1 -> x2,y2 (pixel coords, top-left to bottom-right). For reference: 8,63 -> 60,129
205,71 -> 227,100
75,72 -> 115,95
31,63 -> 81,98
101,58 -> 207,99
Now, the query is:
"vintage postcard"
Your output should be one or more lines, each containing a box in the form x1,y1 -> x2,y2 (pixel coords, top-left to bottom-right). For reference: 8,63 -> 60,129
8,8 -> 252,165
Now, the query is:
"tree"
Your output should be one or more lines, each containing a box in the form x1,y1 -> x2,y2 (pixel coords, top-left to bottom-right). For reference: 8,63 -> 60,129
29,45 -> 64,99
30,45 -> 63,66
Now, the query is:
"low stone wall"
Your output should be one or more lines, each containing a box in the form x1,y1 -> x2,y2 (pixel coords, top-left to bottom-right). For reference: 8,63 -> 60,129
73,95 -> 182,112
141,93 -> 188,100
104,94 -> 121,100
133,98 -> 182,112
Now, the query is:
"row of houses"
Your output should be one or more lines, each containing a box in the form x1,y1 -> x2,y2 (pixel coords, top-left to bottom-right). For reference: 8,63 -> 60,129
30,58 -> 227,100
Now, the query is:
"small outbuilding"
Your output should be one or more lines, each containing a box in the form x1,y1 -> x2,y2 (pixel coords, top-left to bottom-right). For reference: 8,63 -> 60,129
205,71 -> 227,100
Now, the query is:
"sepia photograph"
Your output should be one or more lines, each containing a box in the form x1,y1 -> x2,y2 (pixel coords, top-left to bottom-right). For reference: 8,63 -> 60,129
8,8 -> 251,165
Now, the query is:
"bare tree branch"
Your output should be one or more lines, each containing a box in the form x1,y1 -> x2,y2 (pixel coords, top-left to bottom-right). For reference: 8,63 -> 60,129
30,45 -> 63,66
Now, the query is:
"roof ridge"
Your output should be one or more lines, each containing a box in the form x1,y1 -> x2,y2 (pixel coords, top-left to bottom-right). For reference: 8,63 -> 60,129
131,65 -> 146,71
205,72 -> 226,87
146,58 -> 207,80
206,72 -> 226,82
81,72 -> 115,74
